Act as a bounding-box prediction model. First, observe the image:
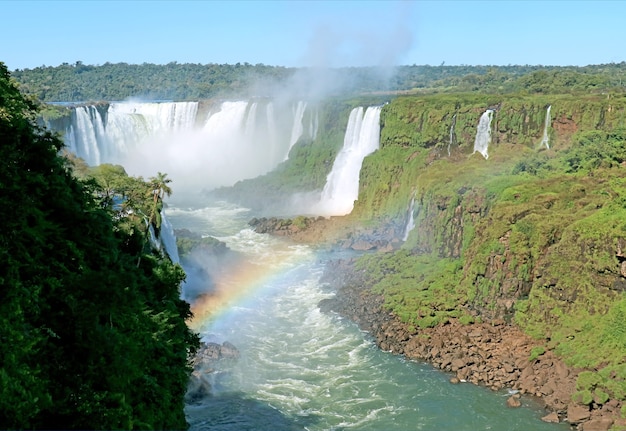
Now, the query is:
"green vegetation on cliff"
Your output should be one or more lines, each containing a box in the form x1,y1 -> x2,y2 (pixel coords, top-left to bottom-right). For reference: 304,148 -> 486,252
0,63 -> 198,430
344,92 -> 626,414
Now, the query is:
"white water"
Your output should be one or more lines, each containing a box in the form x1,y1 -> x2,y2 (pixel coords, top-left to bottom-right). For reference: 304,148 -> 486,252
166,199 -> 569,431
160,210 -> 180,264
314,106 -> 382,216
448,113 -> 457,157
473,109 -> 494,160
59,100 -> 315,191
284,101 -> 308,160
402,197 -> 416,241
540,105 -> 551,149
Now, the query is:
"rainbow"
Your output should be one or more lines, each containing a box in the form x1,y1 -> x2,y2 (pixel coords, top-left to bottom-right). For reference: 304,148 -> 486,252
187,242 -> 314,334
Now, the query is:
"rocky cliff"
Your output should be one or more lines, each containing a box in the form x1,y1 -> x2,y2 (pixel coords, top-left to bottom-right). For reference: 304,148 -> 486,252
249,92 -> 626,430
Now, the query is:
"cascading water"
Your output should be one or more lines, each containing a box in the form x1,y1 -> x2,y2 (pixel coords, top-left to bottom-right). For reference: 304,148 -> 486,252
160,210 -> 180,264
54,100 -> 313,191
66,105 -> 106,165
284,101 -> 308,160
402,196 -> 416,241
65,102 -> 199,166
473,109 -> 494,160
448,113 -> 457,157
314,106 -> 381,216
165,198 -> 569,431
541,105 -> 552,149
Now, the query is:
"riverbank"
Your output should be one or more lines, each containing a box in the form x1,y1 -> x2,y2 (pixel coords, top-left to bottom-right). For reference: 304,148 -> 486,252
249,216 -> 625,431
317,257 -> 624,431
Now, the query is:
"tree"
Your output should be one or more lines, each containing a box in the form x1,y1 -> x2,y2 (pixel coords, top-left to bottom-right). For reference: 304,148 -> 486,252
0,61 -> 198,430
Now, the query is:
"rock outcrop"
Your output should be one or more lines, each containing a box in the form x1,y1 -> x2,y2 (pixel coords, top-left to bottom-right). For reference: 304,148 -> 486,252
185,341 -> 240,404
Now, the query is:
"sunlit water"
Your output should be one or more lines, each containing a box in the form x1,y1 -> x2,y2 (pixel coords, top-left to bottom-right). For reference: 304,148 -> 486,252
167,198 -> 569,431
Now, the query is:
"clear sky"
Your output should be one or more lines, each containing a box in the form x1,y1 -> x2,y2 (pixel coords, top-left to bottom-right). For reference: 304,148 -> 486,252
1,0 -> 624,71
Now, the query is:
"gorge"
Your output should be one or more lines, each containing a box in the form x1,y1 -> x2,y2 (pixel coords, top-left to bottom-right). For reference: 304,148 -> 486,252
44,91 -> 626,430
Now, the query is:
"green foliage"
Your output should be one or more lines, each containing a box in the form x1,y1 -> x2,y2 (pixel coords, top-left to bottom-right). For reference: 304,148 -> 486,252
325,89 -> 626,411
11,62 -> 626,103
355,250 -> 464,328
561,129 -> 626,172
528,346 -> 545,361
0,62 -> 198,430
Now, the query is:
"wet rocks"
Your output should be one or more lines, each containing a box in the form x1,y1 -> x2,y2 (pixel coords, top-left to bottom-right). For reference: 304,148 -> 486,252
249,216 -> 402,252
186,341 -> 240,404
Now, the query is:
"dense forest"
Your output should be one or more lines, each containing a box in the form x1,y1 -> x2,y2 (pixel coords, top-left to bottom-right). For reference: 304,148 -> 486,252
0,62 -> 199,429
11,61 -> 626,102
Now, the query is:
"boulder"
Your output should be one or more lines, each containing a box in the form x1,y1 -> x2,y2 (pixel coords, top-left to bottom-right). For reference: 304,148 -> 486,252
541,412 -> 559,423
567,404 -> 591,424
506,396 -> 521,408
581,418 -> 614,431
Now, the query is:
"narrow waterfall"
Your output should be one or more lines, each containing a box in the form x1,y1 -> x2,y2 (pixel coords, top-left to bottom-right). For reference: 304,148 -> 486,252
540,105 -> 551,149
284,101 -> 308,160
402,197 -> 416,241
160,210 -> 180,264
448,113 -> 457,157
315,106 -> 382,216
473,109 -> 494,160
244,102 -> 258,139
146,211 -> 180,264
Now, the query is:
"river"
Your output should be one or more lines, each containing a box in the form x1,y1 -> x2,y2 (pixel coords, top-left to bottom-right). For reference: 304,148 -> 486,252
166,198 -> 569,431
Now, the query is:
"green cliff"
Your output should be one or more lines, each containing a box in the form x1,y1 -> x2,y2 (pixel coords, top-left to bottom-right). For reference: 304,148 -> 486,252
344,92 -> 626,422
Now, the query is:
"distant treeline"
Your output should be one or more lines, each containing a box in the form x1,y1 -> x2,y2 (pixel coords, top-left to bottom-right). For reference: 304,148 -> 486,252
11,61 -> 626,102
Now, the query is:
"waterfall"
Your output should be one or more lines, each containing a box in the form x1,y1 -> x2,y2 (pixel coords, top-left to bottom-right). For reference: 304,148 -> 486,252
284,101 -> 308,160
448,113 -> 457,157
473,109 -> 494,160
54,100 -> 315,190
540,105 -> 551,149
69,106 -> 106,165
160,210 -> 180,264
244,102 -> 258,139
315,106 -> 381,216
145,210 -> 179,264
402,197 -> 416,241
65,102 -> 199,166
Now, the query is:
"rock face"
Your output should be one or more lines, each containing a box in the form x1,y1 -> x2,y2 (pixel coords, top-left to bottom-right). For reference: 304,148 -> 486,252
185,341 -> 240,404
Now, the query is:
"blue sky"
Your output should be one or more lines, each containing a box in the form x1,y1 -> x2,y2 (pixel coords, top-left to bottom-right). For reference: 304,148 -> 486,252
2,0 -> 625,71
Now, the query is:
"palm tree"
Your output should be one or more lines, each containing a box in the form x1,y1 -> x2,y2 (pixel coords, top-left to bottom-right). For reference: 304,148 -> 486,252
148,172 -> 172,204
136,172 -> 173,267
147,172 -> 173,233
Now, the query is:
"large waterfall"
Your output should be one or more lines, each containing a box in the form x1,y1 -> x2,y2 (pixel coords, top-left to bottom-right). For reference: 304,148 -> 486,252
59,100 -> 316,191
314,106 -> 382,216
473,109 -> 494,160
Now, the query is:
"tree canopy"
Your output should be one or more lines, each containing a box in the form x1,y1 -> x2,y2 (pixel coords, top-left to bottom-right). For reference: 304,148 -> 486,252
0,61 -> 199,430
10,61 -> 626,103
